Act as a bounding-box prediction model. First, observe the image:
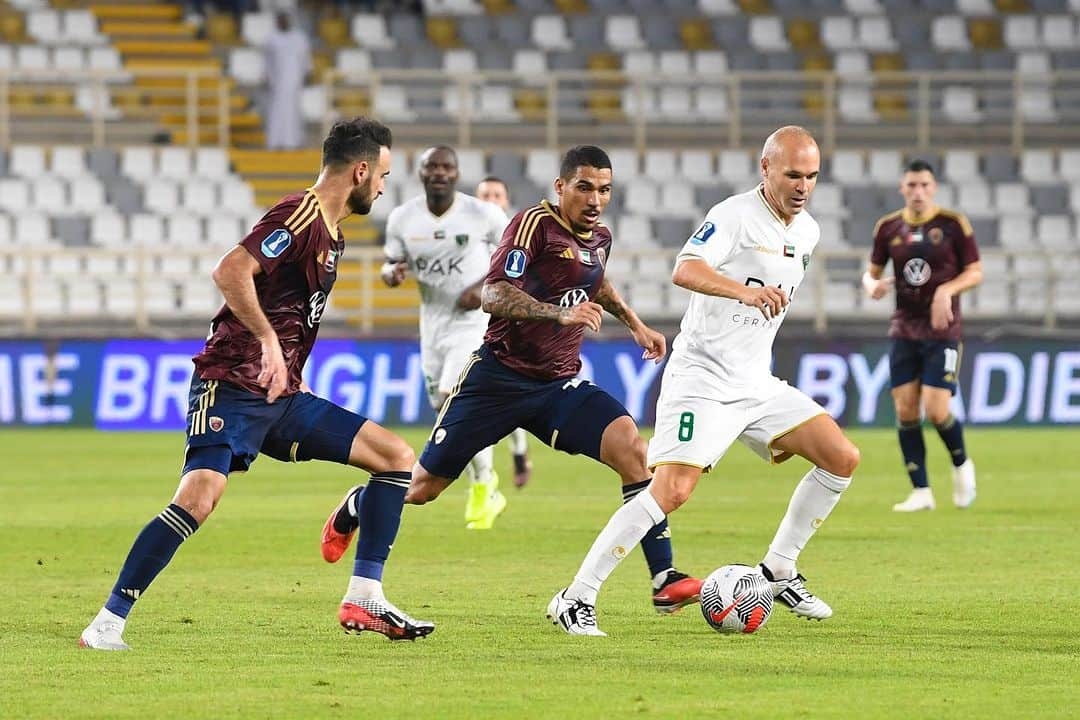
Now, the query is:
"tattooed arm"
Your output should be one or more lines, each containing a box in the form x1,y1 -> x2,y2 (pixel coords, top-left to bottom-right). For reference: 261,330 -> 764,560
482,280 -> 602,331
594,278 -> 667,363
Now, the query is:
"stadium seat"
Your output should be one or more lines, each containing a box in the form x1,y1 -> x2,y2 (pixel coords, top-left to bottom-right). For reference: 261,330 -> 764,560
373,85 -> 416,121
605,15 -> 646,51
718,149 -> 756,187
181,180 -> 218,215
867,150 -> 902,185
90,211 -> 126,247
103,279 -> 136,317
87,47 -> 122,74
942,86 -> 981,123
1017,51 -> 1051,74
50,145 -> 87,178
52,46 -> 83,72
1020,149 -> 1058,183
241,13 -> 274,46
70,179 -> 106,215
1035,215 -> 1073,249
31,176 -> 67,211
26,9 -> 60,44
858,17 -> 897,50
10,145 -> 46,177
943,149 -> 980,182
679,150 -> 714,183
1003,16 -> 1040,50
158,148 -> 192,181
657,86 -> 694,121
512,50 -> 548,79
129,214 -> 164,246
693,50 -> 727,74
531,16 -> 573,51
479,85 -> 519,122
0,215 -> 12,245
15,213 -> 51,244
838,84 -> 876,122
749,17 -> 790,51
66,278 -> 102,316
63,10 -> 103,46
997,214 -> 1034,249
644,150 -> 678,179
337,48 -> 372,76
206,215 -> 242,248
1060,150 -> 1080,183
809,183 -> 847,217
657,181 -> 698,218
121,147 -> 156,181
194,148 -> 229,180
1041,15 -> 1077,50
834,51 -> 870,76
616,214 -> 655,247
144,179 -> 180,215
994,182 -> 1033,215
229,48 -> 265,85
931,16 -> 971,51
831,150 -> 867,185
1020,87 -> 1057,122
693,87 -> 728,120
659,51 -> 692,75
822,17 -> 858,51
443,49 -> 477,73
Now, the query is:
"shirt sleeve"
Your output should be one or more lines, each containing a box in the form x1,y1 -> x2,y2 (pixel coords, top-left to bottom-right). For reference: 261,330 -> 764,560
676,202 -> 738,268
482,201 -> 511,254
383,207 -> 407,263
238,201 -> 315,276
954,214 -> 980,267
485,207 -> 546,290
869,216 -> 891,267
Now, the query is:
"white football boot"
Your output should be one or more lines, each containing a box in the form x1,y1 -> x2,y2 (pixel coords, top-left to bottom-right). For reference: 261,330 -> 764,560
547,589 -> 606,636
79,608 -> 130,650
759,565 -> 833,620
892,487 -> 936,512
952,459 -> 976,508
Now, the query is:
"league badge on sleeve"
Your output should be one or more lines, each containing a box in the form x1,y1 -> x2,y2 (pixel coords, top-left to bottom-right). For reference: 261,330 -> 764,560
505,248 -> 527,278
261,229 -> 292,258
690,221 -> 715,245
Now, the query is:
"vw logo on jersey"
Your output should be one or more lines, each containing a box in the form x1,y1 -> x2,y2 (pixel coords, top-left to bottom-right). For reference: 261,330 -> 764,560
307,290 -> 327,327
261,228 -> 292,258
505,248 -> 527,278
559,288 -> 590,307
902,258 -> 931,286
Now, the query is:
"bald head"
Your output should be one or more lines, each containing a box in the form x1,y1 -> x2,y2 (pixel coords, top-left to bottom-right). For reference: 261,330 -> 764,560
759,126 -> 820,224
760,125 -> 818,164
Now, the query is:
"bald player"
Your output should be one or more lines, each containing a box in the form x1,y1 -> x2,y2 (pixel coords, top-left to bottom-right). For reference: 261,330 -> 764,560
549,127 -> 861,636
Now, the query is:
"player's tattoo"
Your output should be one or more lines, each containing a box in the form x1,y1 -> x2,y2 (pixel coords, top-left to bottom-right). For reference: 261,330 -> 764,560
482,281 -> 564,322
594,279 -> 635,328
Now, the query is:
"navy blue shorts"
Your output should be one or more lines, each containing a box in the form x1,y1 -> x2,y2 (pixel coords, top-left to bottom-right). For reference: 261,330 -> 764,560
182,375 -> 367,476
418,345 -> 630,480
889,339 -> 962,394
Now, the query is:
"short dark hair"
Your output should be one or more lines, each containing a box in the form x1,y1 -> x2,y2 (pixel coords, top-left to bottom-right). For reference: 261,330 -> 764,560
559,145 -> 611,180
479,175 -> 507,187
905,159 -> 935,176
322,117 -> 392,169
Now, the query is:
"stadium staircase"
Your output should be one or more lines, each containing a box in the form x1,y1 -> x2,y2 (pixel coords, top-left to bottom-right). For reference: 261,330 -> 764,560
229,148 -> 420,328
84,1 -> 263,146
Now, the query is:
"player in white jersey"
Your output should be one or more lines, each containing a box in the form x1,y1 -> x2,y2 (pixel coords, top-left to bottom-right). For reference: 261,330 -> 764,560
382,146 -> 510,529
549,127 -> 861,636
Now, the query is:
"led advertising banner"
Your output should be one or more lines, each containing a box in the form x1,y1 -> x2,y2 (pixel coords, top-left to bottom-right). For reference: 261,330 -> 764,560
0,339 -> 1077,428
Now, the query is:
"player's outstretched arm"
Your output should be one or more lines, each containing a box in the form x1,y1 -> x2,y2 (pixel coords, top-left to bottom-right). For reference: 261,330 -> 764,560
212,246 -> 287,402
594,279 -> 666,362
456,279 -> 484,310
481,280 -> 602,331
861,262 -> 894,299
673,257 -> 788,319
380,258 -> 408,287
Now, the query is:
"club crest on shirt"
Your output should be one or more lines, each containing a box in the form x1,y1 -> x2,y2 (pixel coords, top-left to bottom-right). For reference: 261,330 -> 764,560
455,233 -> 469,246
597,247 -> 606,266
579,249 -> 594,265
209,416 -> 224,432
929,227 -> 944,245
505,248 -> 527,278
261,229 -> 292,258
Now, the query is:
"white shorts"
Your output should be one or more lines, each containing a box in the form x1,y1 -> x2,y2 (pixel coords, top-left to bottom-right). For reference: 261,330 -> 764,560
421,333 -> 483,409
647,374 -> 827,471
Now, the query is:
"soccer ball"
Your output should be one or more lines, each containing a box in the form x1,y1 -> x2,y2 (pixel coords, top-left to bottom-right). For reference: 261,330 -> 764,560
700,564 -> 773,634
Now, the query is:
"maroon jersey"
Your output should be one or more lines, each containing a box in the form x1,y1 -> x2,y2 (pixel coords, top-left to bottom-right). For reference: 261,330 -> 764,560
870,207 -> 979,341
193,190 -> 343,396
483,200 -> 612,380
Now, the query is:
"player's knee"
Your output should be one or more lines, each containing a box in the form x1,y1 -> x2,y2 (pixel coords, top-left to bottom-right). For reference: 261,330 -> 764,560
833,442 -> 860,478
649,473 -> 696,513
926,408 -> 951,426
601,419 -> 648,479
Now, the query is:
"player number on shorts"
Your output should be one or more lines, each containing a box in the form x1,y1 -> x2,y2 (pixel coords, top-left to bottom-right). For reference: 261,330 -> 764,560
678,412 -> 694,442
944,348 -> 959,374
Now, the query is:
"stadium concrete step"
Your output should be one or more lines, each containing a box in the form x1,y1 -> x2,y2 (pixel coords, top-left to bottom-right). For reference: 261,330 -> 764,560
115,40 -> 212,57
231,150 -> 323,175
100,21 -> 193,37
172,128 -> 265,146
91,4 -> 184,22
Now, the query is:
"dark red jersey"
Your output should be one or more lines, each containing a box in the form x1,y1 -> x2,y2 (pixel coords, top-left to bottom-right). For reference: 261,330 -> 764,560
193,190 -> 344,396
483,200 -> 612,380
870,207 -> 979,341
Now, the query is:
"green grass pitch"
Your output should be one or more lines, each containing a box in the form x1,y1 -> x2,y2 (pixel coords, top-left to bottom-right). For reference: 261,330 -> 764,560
1,427 -> 1078,719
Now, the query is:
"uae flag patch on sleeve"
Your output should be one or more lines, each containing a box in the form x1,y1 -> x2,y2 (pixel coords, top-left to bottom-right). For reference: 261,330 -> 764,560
784,244 -> 796,258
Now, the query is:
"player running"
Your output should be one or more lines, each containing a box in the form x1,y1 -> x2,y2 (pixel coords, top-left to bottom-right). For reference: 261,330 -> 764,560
549,127 -> 860,636
863,159 -> 982,512
79,118 -> 434,650
325,145 -> 703,622
378,146 -> 511,529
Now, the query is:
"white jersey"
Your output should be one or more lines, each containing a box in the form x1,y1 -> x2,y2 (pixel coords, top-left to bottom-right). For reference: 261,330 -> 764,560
384,192 -> 509,344
671,185 -> 820,400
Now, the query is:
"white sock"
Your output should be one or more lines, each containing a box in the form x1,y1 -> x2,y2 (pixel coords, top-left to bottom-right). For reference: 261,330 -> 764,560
508,428 -> 528,455
762,466 -> 850,577
566,489 -> 667,605
467,446 -> 494,486
345,576 -> 384,602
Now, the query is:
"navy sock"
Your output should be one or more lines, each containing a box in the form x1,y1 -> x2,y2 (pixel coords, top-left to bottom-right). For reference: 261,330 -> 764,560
105,504 -> 199,619
897,421 -> 928,489
353,471 -> 410,581
623,480 -> 673,579
934,414 -> 968,467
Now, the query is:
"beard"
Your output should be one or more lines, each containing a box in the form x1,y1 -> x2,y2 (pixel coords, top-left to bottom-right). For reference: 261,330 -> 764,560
346,178 -> 375,216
